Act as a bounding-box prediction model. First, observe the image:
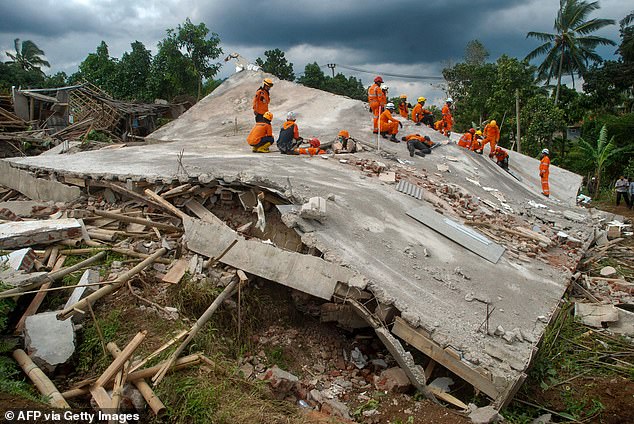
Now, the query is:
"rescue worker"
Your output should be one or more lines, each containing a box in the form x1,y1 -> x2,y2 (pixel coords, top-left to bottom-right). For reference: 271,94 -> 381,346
483,120 -> 500,158
458,128 -> 475,149
252,78 -> 273,122
368,76 -> 387,134
379,103 -> 402,142
333,130 -> 357,153
434,119 -> 445,134
277,111 -> 303,154
441,98 -> 454,136
539,148 -> 550,197
493,146 -> 509,170
247,111 -> 274,153
295,138 -> 326,156
470,130 -> 484,154
411,97 -> 433,127
398,95 -> 410,118
402,134 -> 432,157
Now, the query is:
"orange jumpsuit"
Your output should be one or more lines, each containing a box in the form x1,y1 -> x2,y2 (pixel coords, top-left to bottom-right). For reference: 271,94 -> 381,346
471,136 -> 483,152
252,88 -> 270,115
247,122 -> 273,152
379,109 -> 400,135
398,102 -> 408,118
540,155 -> 550,196
295,147 -> 326,155
368,83 -> 387,132
483,123 -> 500,156
441,103 -> 453,135
458,132 -> 473,149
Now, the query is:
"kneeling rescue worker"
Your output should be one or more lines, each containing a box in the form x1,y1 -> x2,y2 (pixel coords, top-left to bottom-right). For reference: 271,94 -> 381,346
493,146 -> 509,170
458,128 -> 475,149
247,111 -> 274,153
379,103 -> 402,142
277,111 -> 302,154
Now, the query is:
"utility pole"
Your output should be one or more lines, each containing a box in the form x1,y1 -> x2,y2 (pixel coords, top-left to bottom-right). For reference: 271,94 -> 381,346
327,63 -> 336,77
515,88 -> 521,153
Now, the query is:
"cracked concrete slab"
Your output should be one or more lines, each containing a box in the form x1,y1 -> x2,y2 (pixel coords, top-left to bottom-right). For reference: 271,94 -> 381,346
3,70 -> 595,401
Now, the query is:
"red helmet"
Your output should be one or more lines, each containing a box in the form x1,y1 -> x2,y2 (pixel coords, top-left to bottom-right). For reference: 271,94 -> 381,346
374,76 -> 383,83
469,128 -> 475,134
309,138 -> 321,148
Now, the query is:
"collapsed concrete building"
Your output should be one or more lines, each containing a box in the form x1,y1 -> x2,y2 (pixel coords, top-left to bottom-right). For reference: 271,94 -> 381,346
1,70 -> 615,411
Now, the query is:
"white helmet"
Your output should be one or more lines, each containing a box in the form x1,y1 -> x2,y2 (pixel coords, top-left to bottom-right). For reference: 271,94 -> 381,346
541,148 -> 549,155
286,111 -> 296,121
446,97 -> 453,103
386,102 -> 395,110
382,85 -> 389,91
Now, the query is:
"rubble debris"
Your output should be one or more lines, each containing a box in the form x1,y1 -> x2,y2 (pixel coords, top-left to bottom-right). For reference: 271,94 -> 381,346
0,218 -> 82,249
161,258 -> 189,285
469,405 -> 503,423
374,367 -> 412,393
64,269 -> 100,322
0,247 -> 36,271
574,303 -> 619,328
24,311 -> 76,373
300,196 -> 327,220
599,266 -> 618,277
0,160 -> 81,202
12,349 -> 70,409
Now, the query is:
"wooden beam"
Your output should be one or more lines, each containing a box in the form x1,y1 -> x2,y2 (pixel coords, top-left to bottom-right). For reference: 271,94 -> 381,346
144,189 -> 187,220
392,316 -> 501,399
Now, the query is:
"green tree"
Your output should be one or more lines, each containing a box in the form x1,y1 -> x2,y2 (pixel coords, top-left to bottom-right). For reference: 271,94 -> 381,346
116,41 -> 152,101
618,11 -> 634,62
297,63 -> 365,100
5,38 -> 50,73
255,49 -> 295,81
75,41 -> 118,94
525,0 -> 615,105
148,35 -> 197,100
577,125 -> 632,196
464,40 -> 490,65
174,18 -> 223,99
297,62 -> 326,89
520,96 -> 566,157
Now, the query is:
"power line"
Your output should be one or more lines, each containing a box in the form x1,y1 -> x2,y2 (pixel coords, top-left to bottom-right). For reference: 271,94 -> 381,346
334,64 -> 444,81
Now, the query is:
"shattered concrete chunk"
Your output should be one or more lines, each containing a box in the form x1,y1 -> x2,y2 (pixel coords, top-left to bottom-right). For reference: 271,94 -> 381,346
24,311 -> 75,373
374,367 -> 411,393
574,303 -> 619,328
469,405 -> 503,423
64,269 -> 100,323
0,248 -> 36,271
300,196 -> 327,220
600,266 -> 617,277
0,218 -> 82,249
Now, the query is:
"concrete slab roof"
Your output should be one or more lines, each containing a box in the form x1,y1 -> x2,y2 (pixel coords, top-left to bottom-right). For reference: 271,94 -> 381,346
3,70 -> 598,401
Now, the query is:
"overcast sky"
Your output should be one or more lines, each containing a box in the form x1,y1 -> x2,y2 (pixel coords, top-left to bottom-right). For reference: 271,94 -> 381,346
0,0 -> 629,106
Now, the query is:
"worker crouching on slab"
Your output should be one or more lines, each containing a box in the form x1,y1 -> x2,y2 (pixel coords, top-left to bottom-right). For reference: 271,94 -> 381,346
277,111 -> 303,154
333,130 -> 358,153
493,146 -> 509,170
247,111 -> 274,153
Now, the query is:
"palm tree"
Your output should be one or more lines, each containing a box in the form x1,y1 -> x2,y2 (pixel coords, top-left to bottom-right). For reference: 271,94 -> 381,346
577,125 -> 632,198
525,0 -> 615,105
618,11 -> 634,62
5,38 -> 50,73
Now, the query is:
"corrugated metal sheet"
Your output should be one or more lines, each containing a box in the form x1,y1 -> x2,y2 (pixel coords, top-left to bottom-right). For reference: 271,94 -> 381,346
396,180 -> 423,200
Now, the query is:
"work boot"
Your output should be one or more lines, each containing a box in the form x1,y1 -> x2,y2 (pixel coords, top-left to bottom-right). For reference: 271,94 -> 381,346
380,132 -> 388,139
389,135 -> 399,143
415,151 -> 425,157
372,130 -> 379,134
415,122 -> 421,126
407,142 -> 415,157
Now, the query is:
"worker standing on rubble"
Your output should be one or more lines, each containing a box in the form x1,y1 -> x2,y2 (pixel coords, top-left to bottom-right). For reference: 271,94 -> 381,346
482,120 -> 500,158
277,112 -> 303,154
402,134 -> 433,157
247,111 -> 274,153
441,98 -> 454,136
539,148 -> 551,197
368,76 -> 387,134
458,128 -> 475,149
493,146 -> 509,170
398,95 -> 410,118
295,138 -> 327,155
379,103 -> 402,142
252,78 -> 274,122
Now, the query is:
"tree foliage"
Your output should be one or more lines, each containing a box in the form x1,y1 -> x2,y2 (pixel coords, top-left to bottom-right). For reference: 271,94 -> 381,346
525,0 -> 615,104
255,49 -> 295,81
5,39 -> 50,73
464,40 -> 490,65
74,41 -> 118,94
297,62 -> 365,100
116,41 -> 152,101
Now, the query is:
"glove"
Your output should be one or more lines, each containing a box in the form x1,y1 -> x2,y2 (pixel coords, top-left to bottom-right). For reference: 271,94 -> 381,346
296,137 -> 303,143
399,121 -> 403,128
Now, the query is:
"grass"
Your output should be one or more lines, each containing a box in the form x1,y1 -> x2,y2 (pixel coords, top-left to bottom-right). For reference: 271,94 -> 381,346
76,308 -> 122,373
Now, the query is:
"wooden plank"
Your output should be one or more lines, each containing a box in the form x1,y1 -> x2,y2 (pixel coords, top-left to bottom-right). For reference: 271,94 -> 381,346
429,386 -> 468,409
392,317 -> 501,399
97,181 -> 164,211
92,209 -> 181,232
161,258 -> 188,284
144,189 -> 187,220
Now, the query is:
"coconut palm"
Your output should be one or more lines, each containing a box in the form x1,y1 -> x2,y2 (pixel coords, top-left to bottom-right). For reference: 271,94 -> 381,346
5,38 -> 50,73
525,0 -> 615,105
577,125 -> 632,198
618,10 -> 634,62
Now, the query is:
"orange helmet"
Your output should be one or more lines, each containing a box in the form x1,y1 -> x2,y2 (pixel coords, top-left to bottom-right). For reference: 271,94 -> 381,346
374,76 -> 383,83
400,94 -> 407,99
338,130 -> 349,138
309,138 -> 320,148
263,78 -> 274,87
263,111 -> 273,121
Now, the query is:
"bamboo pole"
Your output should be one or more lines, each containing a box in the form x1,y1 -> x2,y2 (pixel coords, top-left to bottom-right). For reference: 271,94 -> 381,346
144,189 -> 187,220
62,354 -> 201,399
13,349 -> 70,409
152,279 -> 239,386
94,331 -> 146,388
107,343 -> 166,416
92,210 -> 182,232
128,330 -> 187,373
57,248 -> 167,320
0,251 -> 107,297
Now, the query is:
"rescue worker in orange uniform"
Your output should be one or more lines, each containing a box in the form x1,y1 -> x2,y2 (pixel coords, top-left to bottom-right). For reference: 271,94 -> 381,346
247,111 -> 274,153
277,111 -> 303,154
493,146 -> 509,170
398,95 -> 410,118
402,134 -> 433,157
470,130 -> 484,154
411,97 -> 433,127
295,138 -> 326,156
368,76 -> 387,134
483,120 -> 500,158
441,98 -> 454,136
252,78 -> 273,122
379,103 -> 402,142
539,148 -> 550,197
334,130 -> 357,153
458,128 -> 475,149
